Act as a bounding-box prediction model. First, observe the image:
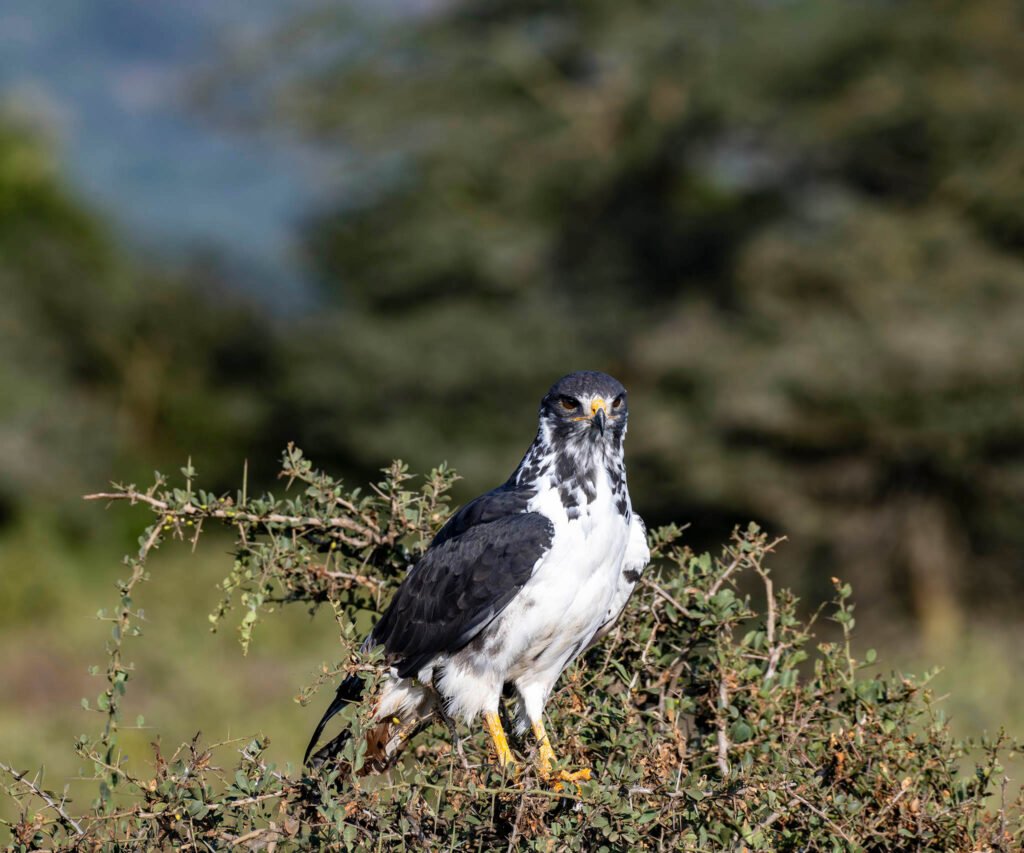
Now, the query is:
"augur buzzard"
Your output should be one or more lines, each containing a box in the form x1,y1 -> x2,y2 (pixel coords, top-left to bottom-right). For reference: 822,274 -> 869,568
305,371 -> 650,785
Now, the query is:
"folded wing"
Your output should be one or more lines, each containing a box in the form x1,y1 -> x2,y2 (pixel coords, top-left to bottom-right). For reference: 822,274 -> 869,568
371,486 -> 555,679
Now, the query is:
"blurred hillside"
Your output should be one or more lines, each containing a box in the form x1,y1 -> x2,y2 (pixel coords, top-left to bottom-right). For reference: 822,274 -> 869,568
0,0 -> 325,302
1,0 -> 1024,811
0,121 -> 292,531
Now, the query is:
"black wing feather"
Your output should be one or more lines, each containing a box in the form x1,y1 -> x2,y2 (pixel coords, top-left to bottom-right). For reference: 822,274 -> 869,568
430,484 -> 536,544
371,485 -> 553,679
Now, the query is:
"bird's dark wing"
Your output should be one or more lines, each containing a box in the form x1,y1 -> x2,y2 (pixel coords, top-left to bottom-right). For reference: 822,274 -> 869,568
371,487 -> 553,679
430,484 -> 535,545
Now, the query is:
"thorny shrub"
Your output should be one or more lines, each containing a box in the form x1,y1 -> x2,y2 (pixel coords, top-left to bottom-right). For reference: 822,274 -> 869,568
2,445 -> 1021,851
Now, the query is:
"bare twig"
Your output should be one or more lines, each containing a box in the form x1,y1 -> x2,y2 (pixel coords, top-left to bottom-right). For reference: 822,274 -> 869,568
84,489 -> 377,545
506,791 -> 530,852
229,826 -> 267,847
0,763 -> 83,836
866,779 -> 911,835
754,561 -> 783,680
86,789 -> 290,825
743,797 -> 801,848
323,569 -> 383,591
140,520 -> 163,560
707,553 -> 743,599
707,536 -> 786,600
641,577 -> 701,620
789,790 -> 856,845
717,679 -> 731,777
640,613 -> 660,667
757,567 -> 775,649
999,775 -> 1008,851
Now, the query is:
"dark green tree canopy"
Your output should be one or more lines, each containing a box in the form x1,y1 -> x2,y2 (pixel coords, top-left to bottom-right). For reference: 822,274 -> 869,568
198,0 -> 1024,635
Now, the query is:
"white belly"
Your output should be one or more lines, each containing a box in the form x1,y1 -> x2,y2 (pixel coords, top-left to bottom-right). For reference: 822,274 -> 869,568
431,467 -> 634,723
504,512 -> 630,680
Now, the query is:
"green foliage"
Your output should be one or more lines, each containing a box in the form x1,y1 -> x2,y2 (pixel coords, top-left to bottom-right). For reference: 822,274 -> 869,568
3,449 -> 1020,850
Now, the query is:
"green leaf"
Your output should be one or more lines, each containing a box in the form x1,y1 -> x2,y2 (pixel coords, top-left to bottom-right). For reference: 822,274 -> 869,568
730,720 -> 754,743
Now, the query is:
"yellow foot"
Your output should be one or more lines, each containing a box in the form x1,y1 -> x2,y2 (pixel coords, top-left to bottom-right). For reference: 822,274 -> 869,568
551,767 -> 592,794
531,719 -> 590,793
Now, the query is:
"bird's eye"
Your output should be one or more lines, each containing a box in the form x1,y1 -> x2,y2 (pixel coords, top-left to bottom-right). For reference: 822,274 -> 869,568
612,395 -> 624,409
559,396 -> 579,411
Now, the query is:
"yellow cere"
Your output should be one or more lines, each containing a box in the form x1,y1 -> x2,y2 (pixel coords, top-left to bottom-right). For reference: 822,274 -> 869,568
572,396 -> 607,422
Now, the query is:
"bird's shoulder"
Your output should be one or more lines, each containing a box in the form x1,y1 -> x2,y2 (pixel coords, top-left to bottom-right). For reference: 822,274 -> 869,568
431,481 -> 540,546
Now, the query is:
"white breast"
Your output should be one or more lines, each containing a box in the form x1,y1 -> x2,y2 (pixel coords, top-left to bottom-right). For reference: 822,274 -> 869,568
511,467 -> 630,663
436,463 -> 635,724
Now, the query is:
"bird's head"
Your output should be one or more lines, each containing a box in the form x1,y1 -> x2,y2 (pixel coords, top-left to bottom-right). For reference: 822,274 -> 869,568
539,370 -> 628,448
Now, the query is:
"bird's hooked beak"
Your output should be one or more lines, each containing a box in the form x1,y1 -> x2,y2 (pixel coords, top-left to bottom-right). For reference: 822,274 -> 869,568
589,397 -> 607,435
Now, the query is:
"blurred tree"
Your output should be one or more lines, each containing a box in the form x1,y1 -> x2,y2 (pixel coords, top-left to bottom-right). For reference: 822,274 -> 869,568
202,0 -> 1024,642
0,120 -> 286,532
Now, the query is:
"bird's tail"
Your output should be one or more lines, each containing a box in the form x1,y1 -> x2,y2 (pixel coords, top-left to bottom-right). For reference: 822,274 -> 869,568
304,675 -> 434,774
303,674 -> 365,768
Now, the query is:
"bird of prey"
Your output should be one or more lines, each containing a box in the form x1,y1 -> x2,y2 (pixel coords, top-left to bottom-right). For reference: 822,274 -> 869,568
304,371 -> 650,785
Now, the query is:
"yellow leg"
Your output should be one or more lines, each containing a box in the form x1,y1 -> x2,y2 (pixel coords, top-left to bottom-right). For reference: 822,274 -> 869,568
483,711 -> 515,768
531,719 -> 591,790
531,719 -> 557,778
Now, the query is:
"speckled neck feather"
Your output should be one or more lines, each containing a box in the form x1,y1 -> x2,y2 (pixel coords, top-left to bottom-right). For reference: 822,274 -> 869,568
513,418 -> 629,522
